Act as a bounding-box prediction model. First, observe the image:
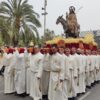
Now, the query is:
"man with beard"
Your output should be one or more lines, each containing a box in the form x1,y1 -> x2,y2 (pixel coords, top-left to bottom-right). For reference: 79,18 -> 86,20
48,46 -> 65,100
14,48 -> 26,96
58,47 -> 68,100
26,47 -> 34,95
85,50 -> 92,89
76,48 -> 86,96
29,45 -> 44,100
3,48 -> 15,94
92,50 -> 99,85
64,48 -> 75,100
70,47 -> 78,100
41,47 -> 51,99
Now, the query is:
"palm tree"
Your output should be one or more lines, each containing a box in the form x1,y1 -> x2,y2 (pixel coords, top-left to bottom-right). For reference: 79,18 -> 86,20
0,0 -> 41,46
0,17 -> 11,45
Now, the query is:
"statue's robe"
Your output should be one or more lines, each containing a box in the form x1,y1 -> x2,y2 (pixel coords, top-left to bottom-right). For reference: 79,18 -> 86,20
67,13 -> 79,35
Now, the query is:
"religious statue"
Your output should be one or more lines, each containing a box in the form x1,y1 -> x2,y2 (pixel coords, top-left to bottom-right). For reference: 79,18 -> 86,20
56,6 -> 80,38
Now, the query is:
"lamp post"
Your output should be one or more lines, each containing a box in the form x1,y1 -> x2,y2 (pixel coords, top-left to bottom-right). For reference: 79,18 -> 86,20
42,0 -> 48,37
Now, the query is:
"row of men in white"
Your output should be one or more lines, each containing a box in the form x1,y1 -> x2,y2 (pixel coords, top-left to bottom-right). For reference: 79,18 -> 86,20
0,46 -> 100,100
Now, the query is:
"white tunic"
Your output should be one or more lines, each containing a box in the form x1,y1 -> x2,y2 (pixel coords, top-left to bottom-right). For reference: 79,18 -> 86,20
85,55 -> 91,86
95,55 -> 100,81
48,53 -> 65,100
66,54 -> 78,98
64,55 -> 71,99
14,53 -> 26,94
4,53 -> 15,93
41,53 -> 51,95
29,52 -> 44,100
97,55 -> 100,81
26,53 -> 31,94
77,54 -> 86,93
90,55 -> 96,84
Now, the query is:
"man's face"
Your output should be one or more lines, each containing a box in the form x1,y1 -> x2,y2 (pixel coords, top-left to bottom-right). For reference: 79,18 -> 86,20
46,48 -> 50,53
88,50 -> 91,55
43,48 -> 49,54
85,50 -> 89,55
95,51 -> 97,55
98,50 -> 100,55
58,48 -> 64,54
5,47 -> 9,53
52,47 -> 57,54
34,47 -> 40,54
92,51 -> 95,55
77,49 -> 82,54
71,47 -> 76,54
65,48 -> 70,55
81,50 -> 84,54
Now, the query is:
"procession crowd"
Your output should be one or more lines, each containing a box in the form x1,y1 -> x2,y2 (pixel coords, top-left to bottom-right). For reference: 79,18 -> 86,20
0,45 -> 100,100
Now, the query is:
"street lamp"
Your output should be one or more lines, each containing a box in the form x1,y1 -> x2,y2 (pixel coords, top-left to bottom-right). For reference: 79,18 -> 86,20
42,0 -> 48,36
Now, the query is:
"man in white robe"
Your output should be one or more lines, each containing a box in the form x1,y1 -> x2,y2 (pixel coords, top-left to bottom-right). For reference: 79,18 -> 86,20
58,47 -> 68,100
25,47 -> 34,95
14,48 -> 26,96
48,46 -> 65,100
3,48 -> 15,94
81,49 -> 87,93
41,48 -> 50,99
93,51 -> 100,84
64,48 -> 75,100
76,49 -> 86,95
85,50 -> 92,88
96,50 -> 100,82
70,47 -> 78,99
90,51 -> 96,86
29,46 -> 44,100
26,52 -> 31,95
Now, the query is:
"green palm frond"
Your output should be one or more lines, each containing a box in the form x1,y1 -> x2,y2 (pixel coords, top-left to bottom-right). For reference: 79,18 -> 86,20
0,0 -> 41,46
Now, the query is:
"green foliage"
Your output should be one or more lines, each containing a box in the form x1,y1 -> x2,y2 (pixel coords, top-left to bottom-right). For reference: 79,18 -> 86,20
0,0 -> 41,46
40,29 -> 55,45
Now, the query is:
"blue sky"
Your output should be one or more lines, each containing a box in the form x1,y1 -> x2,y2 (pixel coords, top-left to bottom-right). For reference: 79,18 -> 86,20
1,0 -> 100,36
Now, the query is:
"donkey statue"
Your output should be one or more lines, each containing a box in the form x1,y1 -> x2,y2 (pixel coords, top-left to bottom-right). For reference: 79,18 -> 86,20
56,15 -> 69,38
56,7 -> 80,38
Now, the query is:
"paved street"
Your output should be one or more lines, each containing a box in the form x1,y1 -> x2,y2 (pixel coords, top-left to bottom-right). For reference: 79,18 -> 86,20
79,83 -> 100,100
0,76 -> 32,100
0,76 -> 100,100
